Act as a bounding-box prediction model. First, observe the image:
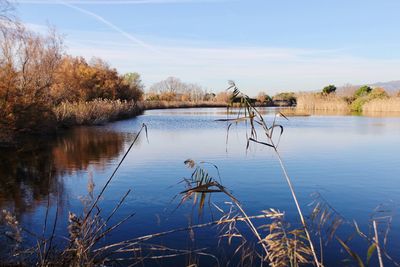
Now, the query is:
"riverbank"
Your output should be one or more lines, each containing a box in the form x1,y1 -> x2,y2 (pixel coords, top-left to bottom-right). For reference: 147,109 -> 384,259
296,92 -> 400,113
4,95 -> 400,146
0,100 -> 230,145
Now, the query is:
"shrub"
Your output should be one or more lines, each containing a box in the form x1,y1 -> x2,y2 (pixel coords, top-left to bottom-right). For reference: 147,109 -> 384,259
322,84 -> 336,95
369,87 -> 388,99
351,88 -> 388,112
350,97 -> 368,112
354,85 -> 372,98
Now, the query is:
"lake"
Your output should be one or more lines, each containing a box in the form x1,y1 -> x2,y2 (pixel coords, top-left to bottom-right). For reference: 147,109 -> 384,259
1,107 -> 400,266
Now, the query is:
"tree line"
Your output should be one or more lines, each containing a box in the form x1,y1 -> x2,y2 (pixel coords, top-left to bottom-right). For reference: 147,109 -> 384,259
0,3 -> 143,140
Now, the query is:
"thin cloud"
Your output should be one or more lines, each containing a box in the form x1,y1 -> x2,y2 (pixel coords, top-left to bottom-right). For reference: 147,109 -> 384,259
13,0 -> 226,4
57,0 -> 164,55
64,36 -> 400,93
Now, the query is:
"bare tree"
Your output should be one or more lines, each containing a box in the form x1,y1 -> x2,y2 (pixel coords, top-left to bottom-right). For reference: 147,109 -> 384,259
0,0 -> 14,23
149,77 -> 206,102
150,77 -> 184,95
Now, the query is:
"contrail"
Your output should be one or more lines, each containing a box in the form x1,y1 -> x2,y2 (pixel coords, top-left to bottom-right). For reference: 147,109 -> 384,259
58,0 -> 164,55
15,0 -> 227,5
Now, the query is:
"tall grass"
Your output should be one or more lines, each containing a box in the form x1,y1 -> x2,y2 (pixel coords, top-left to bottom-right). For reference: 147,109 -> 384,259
296,93 -> 350,111
54,99 -> 144,126
362,97 -> 400,113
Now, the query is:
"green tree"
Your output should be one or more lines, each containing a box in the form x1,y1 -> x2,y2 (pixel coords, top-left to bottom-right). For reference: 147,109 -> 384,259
322,85 -> 336,95
354,85 -> 372,98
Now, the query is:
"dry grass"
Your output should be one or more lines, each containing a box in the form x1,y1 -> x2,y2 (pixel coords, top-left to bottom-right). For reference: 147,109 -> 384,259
362,97 -> 400,113
296,93 -> 350,112
54,99 -> 144,126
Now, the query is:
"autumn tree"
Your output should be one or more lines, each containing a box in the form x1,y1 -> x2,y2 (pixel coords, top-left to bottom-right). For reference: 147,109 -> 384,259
51,57 -> 143,103
0,23 -> 63,137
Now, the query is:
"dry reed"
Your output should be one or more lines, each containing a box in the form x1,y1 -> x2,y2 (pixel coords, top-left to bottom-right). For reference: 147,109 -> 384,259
296,93 -> 350,111
362,97 -> 400,113
54,99 -> 144,126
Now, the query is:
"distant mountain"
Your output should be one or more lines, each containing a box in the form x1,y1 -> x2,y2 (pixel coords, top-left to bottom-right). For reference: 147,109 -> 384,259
368,80 -> 400,92
337,80 -> 400,96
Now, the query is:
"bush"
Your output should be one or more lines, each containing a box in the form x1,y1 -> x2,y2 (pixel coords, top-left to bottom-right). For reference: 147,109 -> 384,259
354,85 -> 372,98
322,85 -> 336,95
350,97 -> 368,112
369,87 -> 388,99
351,87 -> 388,112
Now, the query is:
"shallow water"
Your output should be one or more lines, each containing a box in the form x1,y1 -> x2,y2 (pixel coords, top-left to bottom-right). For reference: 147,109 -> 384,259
1,107 -> 400,266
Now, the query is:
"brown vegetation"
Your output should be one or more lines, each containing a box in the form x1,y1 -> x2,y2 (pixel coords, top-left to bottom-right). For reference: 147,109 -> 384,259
0,23 -> 62,136
0,12 -> 143,142
54,99 -> 143,126
296,93 -> 350,111
362,97 -> 400,113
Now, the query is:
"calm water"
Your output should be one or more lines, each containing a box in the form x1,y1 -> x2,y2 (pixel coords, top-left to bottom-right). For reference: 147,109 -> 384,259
1,107 -> 400,266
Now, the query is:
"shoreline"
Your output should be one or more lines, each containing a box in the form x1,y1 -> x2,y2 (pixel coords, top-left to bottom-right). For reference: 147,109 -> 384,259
3,99 -> 400,147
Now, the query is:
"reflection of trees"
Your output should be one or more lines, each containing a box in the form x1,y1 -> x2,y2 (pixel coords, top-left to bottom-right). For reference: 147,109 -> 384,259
53,128 -> 135,174
0,127 -> 136,215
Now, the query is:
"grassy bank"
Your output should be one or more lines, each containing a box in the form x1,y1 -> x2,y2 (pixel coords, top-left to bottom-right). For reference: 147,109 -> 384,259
296,90 -> 400,114
53,99 -> 229,126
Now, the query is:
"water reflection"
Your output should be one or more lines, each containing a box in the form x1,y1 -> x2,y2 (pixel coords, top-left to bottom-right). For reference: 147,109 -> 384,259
0,127 -> 136,215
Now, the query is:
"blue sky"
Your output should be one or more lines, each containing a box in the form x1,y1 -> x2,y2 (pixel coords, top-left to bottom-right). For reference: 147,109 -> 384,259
12,0 -> 400,94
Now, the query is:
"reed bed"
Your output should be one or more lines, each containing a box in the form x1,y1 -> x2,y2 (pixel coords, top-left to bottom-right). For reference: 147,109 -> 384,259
54,99 -> 144,126
296,93 -> 350,111
362,97 -> 400,113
